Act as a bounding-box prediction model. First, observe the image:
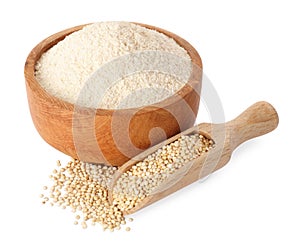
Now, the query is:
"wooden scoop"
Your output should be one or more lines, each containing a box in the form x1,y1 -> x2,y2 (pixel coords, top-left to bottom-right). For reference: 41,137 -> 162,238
109,101 -> 279,215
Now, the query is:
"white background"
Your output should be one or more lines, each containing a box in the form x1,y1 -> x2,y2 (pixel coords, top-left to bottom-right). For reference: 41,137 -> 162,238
1,0 -> 299,244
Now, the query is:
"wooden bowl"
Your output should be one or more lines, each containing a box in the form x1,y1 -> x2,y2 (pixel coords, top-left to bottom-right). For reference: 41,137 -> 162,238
24,23 -> 202,167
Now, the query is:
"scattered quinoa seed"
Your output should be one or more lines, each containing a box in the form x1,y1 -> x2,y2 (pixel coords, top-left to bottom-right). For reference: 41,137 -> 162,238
81,221 -> 87,229
41,159 -> 125,230
41,133 -> 213,232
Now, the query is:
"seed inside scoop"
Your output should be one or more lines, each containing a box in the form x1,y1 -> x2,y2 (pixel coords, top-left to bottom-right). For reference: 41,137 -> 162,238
40,133 -> 213,231
112,134 -> 214,211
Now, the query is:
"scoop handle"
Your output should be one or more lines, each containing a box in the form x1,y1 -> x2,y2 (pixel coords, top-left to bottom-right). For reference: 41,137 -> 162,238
227,101 -> 279,150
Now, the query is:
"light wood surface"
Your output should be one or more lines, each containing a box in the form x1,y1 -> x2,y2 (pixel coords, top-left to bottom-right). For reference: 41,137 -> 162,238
24,23 -> 202,166
109,101 -> 279,215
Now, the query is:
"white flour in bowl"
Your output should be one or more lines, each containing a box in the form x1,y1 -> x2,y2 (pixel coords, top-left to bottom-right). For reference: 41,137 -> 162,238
35,22 -> 192,109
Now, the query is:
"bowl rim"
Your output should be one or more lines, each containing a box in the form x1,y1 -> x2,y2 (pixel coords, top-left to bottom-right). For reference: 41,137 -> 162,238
24,22 -> 203,116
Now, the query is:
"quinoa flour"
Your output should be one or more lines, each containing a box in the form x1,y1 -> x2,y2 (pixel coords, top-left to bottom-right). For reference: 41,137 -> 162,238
35,22 -> 192,109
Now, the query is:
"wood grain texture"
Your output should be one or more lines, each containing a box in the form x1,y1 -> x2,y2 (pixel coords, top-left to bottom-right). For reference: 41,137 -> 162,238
109,101 -> 279,215
24,23 -> 202,166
